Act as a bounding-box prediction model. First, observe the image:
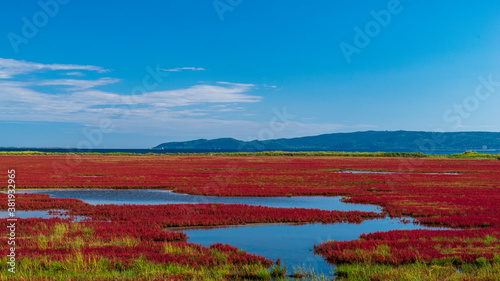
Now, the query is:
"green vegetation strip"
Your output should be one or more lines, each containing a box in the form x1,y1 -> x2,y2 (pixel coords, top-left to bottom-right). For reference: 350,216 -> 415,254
334,261 -> 500,281
0,150 -> 499,159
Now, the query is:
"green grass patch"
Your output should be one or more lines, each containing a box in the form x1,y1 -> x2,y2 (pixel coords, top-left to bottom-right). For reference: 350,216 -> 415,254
335,262 -> 500,281
1,150 -> 498,159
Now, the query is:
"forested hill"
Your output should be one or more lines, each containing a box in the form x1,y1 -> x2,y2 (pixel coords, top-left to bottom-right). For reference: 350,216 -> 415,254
153,131 -> 500,152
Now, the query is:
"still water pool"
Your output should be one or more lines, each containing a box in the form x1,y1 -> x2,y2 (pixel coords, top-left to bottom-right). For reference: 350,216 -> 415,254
17,189 -> 446,277
173,219 -> 449,276
0,210 -> 61,219
21,189 -> 382,212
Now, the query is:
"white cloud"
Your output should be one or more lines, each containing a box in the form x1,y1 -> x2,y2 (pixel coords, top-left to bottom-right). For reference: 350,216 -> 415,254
0,77 -> 372,141
0,58 -> 109,79
216,81 -> 256,87
37,77 -> 121,90
63,72 -> 85,77
161,67 -> 205,72
262,84 -> 278,89
143,84 -> 260,107
80,117 -> 375,142
2,58 -> 352,142
0,63 -> 262,124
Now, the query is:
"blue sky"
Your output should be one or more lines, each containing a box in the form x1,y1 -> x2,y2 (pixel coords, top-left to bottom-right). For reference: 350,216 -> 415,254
1,0 -> 500,148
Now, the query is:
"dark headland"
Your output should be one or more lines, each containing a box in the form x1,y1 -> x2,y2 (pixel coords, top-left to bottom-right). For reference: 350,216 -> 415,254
154,131 -> 500,152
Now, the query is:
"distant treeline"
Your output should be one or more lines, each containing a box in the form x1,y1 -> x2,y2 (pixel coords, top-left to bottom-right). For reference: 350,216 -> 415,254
154,131 -> 500,152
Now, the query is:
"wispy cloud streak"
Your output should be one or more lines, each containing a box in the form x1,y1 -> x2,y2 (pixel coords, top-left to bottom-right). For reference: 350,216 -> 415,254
0,58 -> 109,78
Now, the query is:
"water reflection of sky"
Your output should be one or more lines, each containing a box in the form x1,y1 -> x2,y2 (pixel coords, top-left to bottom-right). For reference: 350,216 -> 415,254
0,209 -> 85,220
21,189 -> 382,212
179,220 -> 452,277
15,189 -> 453,277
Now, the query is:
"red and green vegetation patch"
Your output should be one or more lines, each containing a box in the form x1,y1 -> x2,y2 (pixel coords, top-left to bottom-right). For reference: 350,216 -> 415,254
3,155 -> 499,229
0,193 -> 380,279
2,192 -> 384,228
314,229 -> 500,265
332,262 -> 500,281
320,230 -> 500,280
1,154 -> 500,279
0,217 -> 272,280
73,203 -> 383,227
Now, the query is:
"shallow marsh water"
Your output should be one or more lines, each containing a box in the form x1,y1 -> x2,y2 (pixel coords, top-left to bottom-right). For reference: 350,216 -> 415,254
16,189 -> 449,277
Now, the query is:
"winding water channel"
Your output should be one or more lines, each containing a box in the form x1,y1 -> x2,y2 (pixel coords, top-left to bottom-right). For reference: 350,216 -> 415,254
13,189 -> 449,276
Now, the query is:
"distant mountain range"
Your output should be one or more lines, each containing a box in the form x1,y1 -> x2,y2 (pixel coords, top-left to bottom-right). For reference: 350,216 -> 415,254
153,131 -> 500,152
